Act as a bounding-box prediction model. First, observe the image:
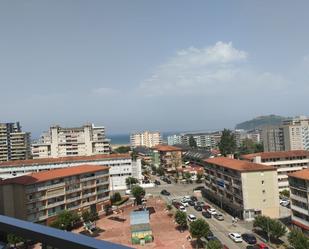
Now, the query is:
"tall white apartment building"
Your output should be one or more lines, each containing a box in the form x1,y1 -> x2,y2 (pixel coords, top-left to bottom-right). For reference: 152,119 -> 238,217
0,122 -> 31,162
32,124 -> 111,158
130,131 -> 161,148
262,116 -> 309,152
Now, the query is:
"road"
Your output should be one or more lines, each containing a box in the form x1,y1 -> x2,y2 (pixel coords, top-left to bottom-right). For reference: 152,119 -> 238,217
144,179 -> 261,249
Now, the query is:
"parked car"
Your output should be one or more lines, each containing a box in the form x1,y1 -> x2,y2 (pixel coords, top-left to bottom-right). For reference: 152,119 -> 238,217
188,200 -> 195,206
203,204 -> 211,211
125,189 -> 131,195
205,231 -> 214,241
207,208 -> 217,215
195,201 -> 205,207
202,211 -> 212,218
194,205 -> 203,211
187,214 -> 197,222
280,199 -> 290,207
241,233 -> 257,245
172,201 -> 181,209
160,189 -> 170,196
154,180 -> 161,185
181,196 -> 191,203
214,213 -> 224,221
228,233 -> 243,243
255,243 -> 269,249
166,179 -> 172,184
179,206 -> 187,212
181,200 -> 189,207
190,196 -> 198,202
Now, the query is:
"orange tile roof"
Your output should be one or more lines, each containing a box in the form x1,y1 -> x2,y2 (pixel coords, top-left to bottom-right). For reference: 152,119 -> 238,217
0,153 -> 130,168
152,145 -> 182,152
288,169 -> 309,181
0,164 -> 109,185
204,157 -> 276,172
241,150 -> 309,160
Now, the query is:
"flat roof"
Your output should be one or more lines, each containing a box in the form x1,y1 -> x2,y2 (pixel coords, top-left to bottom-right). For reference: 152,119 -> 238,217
241,150 -> 309,160
0,153 -> 131,168
130,211 -> 149,225
288,169 -> 309,181
0,164 -> 109,185
152,145 -> 182,152
204,157 -> 276,172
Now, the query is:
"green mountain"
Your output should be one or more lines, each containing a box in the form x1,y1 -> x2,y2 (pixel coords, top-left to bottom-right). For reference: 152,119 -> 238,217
235,115 -> 289,130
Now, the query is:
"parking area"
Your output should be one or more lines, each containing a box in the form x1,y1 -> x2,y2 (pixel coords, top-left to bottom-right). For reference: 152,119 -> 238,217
74,197 -> 194,249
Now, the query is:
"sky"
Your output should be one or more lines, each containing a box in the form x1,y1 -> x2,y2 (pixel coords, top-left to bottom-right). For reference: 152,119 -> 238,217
1,1 -> 309,137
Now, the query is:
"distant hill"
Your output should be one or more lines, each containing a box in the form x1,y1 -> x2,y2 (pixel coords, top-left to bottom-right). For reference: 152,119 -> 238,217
235,115 -> 289,130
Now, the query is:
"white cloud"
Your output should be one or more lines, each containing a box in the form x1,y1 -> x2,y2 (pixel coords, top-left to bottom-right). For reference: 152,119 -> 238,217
138,41 -> 288,96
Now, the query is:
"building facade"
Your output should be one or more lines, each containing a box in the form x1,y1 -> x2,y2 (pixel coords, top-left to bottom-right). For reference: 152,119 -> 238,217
0,165 -> 110,224
262,116 -> 309,152
151,145 -> 182,172
288,169 -> 309,233
32,124 -> 111,158
130,131 -> 162,148
241,150 -> 309,192
0,122 -> 31,162
167,131 -> 222,149
203,157 -> 279,221
0,154 -> 142,190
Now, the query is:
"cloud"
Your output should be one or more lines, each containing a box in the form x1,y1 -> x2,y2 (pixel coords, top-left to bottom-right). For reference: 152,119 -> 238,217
138,41 -> 289,96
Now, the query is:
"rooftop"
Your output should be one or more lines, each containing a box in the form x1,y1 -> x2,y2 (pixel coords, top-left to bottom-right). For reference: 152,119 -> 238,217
0,164 -> 109,185
288,169 -> 309,181
240,150 -> 309,160
152,145 -> 182,152
130,210 -> 149,225
204,157 -> 276,172
0,153 -> 131,168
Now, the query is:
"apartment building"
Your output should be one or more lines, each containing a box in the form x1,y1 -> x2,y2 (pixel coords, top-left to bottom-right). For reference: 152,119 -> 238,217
288,169 -> 309,233
0,154 -> 142,190
32,124 -> 111,158
262,116 -> 309,152
0,122 -> 31,162
203,157 -> 279,220
241,150 -> 309,192
167,131 -> 222,149
151,145 -> 182,172
0,165 -> 110,224
130,131 -> 162,148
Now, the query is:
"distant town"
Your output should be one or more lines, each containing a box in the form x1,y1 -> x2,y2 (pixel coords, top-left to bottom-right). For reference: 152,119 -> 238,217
0,115 -> 308,248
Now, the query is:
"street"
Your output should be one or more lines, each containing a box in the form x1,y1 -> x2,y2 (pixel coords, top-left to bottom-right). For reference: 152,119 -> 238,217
144,179 -> 262,249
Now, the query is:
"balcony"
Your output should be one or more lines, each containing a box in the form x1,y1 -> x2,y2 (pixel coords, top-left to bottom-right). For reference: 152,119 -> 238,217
97,188 -> 109,195
66,187 -> 82,194
292,215 -> 309,228
0,214 -> 132,249
290,193 -> 308,204
37,182 -> 65,191
291,204 -> 309,215
66,196 -> 81,203
46,200 -> 65,209
82,192 -> 96,198
96,180 -> 109,187
80,176 -> 97,182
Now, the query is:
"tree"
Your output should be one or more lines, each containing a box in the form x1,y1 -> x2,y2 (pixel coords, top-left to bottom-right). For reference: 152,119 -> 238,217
280,189 -> 290,198
196,173 -> 203,183
189,218 -> 210,248
253,215 -> 286,241
50,210 -> 80,231
218,129 -> 236,156
184,172 -> 191,183
288,229 -> 309,249
175,210 -> 187,230
7,234 -> 25,247
189,136 -> 197,148
207,239 -> 222,249
131,185 -> 145,205
125,177 -> 139,188
82,210 -> 99,222
269,219 -> 286,240
238,138 -> 264,155
131,149 -> 138,160
114,146 -> 131,154
166,204 -> 172,211
156,166 -> 165,176
111,192 -> 122,204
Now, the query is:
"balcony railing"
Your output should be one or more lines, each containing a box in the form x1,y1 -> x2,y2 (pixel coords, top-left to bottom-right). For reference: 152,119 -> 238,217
0,215 -> 132,249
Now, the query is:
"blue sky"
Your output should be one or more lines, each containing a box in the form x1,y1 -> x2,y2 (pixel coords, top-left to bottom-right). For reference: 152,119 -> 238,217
1,1 -> 309,136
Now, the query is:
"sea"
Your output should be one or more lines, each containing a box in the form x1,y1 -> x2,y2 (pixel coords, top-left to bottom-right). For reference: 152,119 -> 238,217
108,132 -> 177,145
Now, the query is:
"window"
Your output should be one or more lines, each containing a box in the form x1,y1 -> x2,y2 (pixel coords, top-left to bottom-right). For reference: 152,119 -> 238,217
261,180 -> 264,185
262,190 -> 266,194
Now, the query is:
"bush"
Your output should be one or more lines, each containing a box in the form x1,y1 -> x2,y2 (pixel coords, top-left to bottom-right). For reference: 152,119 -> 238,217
111,192 -> 122,204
